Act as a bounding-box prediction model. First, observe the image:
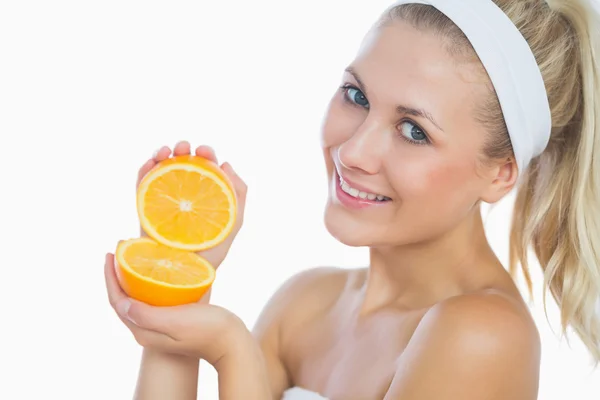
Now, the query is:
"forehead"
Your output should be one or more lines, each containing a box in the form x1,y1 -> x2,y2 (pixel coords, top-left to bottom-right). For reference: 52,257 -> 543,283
351,22 -> 488,120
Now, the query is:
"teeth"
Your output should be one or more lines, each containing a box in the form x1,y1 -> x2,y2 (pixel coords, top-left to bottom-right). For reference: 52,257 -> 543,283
339,176 -> 390,201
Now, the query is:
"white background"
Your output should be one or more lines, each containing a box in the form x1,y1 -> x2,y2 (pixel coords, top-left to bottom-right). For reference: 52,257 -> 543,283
1,1 -> 599,399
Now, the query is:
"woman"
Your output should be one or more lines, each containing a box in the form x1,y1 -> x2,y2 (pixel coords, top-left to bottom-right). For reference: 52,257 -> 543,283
104,0 -> 600,398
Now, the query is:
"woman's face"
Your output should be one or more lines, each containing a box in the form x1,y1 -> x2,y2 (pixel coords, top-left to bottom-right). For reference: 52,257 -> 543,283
322,21 -> 500,248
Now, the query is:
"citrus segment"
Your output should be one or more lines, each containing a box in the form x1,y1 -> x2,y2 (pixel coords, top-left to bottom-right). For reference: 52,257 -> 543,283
115,238 -> 216,306
137,155 -> 237,251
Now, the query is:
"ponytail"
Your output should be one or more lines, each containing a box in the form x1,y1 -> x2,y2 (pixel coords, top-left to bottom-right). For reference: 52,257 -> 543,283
509,0 -> 600,363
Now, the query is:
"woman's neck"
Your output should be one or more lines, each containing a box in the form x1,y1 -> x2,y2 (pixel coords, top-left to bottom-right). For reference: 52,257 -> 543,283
359,207 -> 501,314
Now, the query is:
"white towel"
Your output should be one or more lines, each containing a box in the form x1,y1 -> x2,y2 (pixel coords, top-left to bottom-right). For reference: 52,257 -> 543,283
282,387 -> 329,400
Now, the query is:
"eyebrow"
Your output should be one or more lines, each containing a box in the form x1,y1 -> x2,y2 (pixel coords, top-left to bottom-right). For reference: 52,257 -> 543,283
345,66 -> 445,132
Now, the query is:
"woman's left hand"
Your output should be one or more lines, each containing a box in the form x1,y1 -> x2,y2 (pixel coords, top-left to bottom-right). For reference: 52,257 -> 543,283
104,253 -> 248,366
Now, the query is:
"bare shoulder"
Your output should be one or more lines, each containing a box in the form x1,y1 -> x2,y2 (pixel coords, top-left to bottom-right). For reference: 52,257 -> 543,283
423,289 -> 540,348
386,290 -> 541,400
254,266 -> 352,332
277,266 -> 352,301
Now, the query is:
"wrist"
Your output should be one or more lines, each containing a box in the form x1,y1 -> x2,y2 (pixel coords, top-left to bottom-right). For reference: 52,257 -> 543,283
143,348 -> 200,363
135,348 -> 200,399
212,323 -> 271,399
214,317 -> 257,369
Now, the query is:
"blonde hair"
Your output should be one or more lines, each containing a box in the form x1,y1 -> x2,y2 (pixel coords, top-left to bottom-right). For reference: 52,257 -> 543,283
383,0 -> 600,363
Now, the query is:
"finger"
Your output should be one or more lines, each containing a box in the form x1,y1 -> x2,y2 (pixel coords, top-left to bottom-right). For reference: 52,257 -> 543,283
221,162 -> 247,205
124,300 -> 186,340
121,316 -> 175,350
153,146 -> 172,162
106,256 -> 177,340
173,141 -> 191,156
195,145 -> 218,164
106,253 -> 180,349
104,253 -> 128,312
106,252 -> 148,323
137,158 -> 157,186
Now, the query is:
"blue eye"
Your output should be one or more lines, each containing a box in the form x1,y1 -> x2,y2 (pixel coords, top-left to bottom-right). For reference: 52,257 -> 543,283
399,121 -> 429,145
342,86 -> 370,109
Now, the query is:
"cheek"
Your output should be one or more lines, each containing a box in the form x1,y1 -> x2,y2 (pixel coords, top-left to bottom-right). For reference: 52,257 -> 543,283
426,164 -> 472,194
390,156 -> 478,204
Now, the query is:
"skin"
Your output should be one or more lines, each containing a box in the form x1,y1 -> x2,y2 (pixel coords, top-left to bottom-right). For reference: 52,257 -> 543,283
105,21 -> 542,399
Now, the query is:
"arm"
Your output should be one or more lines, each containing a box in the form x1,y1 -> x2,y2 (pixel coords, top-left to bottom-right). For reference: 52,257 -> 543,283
112,284 -> 277,400
384,292 -> 541,400
108,260 -> 343,400
126,142 -> 248,399
250,267 -> 347,399
132,289 -> 213,400
134,350 -> 199,400
205,269 -> 317,400
136,277 -> 291,400
213,323 -> 273,400
207,267 -> 346,399
154,268 -> 319,400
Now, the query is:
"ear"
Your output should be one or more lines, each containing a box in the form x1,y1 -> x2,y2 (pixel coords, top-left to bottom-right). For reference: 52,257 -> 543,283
479,158 -> 518,204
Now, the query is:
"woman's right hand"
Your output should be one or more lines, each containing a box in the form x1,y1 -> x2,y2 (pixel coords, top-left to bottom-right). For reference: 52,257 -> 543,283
136,140 -> 248,273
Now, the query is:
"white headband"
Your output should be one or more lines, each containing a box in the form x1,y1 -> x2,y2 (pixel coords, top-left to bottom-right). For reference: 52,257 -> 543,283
389,0 -> 552,173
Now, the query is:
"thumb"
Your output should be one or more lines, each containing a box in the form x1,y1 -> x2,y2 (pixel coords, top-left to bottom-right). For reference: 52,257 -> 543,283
221,162 -> 247,204
116,298 -> 176,337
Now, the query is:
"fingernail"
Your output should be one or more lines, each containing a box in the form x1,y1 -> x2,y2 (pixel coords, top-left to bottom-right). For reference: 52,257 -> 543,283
117,299 -> 131,318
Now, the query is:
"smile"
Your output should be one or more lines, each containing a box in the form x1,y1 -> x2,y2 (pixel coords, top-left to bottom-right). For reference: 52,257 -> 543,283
339,175 -> 391,201
333,169 -> 392,210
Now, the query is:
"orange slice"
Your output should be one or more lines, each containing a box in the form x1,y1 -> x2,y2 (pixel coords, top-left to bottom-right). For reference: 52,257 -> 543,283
137,155 -> 237,252
115,238 -> 216,306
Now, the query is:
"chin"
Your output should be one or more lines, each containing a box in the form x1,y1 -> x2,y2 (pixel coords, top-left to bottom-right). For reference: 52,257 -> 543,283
323,200 -> 382,247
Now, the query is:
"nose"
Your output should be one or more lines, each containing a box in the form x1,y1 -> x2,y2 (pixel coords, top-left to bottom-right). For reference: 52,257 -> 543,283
338,119 -> 388,175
